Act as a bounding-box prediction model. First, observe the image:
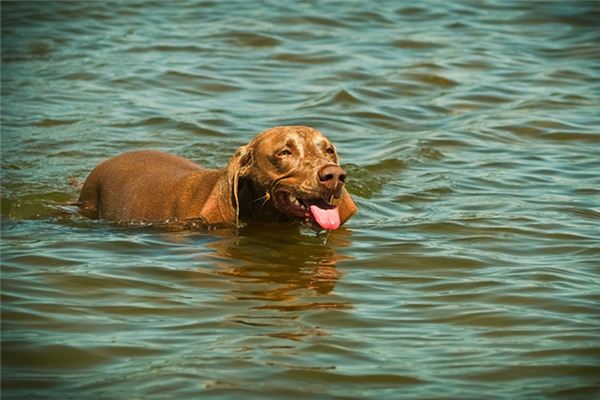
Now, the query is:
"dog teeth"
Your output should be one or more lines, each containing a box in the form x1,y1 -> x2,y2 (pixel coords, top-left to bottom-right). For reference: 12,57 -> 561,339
288,194 -> 306,209
289,194 -> 300,207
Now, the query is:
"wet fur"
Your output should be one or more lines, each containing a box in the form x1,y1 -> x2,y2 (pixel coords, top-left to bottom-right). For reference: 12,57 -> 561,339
77,126 -> 357,227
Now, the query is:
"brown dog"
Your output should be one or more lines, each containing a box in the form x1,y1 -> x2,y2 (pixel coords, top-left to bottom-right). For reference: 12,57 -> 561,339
77,126 -> 357,230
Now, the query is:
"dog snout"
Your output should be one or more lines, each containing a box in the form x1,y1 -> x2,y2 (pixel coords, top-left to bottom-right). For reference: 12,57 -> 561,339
318,164 -> 346,192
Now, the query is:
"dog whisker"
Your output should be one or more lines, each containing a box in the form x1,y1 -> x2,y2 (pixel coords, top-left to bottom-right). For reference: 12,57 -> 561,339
252,192 -> 271,206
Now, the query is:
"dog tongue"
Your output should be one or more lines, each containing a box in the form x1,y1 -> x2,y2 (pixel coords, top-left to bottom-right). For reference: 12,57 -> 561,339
309,204 -> 341,230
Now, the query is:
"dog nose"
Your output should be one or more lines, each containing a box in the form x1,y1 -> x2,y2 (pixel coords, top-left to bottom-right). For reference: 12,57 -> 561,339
318,164 -> 346,190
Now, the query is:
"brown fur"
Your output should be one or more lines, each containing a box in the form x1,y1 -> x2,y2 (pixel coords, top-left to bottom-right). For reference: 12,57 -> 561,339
77,126 -> 357,228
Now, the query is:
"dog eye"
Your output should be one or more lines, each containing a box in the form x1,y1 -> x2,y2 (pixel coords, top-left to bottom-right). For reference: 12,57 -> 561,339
326,147 -> 336,155
277,149 -> 292,157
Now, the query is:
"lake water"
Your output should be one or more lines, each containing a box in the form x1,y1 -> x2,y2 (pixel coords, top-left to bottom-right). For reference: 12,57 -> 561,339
2,1 -> 599,399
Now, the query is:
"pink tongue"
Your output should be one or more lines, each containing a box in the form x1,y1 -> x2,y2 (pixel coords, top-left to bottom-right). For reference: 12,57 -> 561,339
309,205 -> 341,230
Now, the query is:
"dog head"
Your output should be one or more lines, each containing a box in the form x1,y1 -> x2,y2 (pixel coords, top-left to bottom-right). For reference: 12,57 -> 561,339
227,126 -> 357,230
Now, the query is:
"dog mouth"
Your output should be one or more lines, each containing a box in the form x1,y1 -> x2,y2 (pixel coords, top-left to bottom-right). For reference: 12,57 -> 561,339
274,191 -> 341,230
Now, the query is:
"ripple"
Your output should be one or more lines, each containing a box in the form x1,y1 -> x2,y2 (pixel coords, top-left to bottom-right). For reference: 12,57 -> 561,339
106,116 -> 228,138
272,52 -> 345,64
2,342 -> 113,370
60,72 -> 99,80
126,44 -> 210,54
274,15 -> 349,28
3,1 -> 600,399
395,6 -> 444,21
392,39 -> 444,49
536,44 -> 600,60
299,88 -> 364,109
403,72 -> 459,87
1,192 -> 75,219
217,31 -> 281,48
456,93 -> 512,104
343,163 -> 387,199
562,207 -> 600,220
495,124 -> 600,142
160,70 -> 242,93
273,369 -> 424,386
32,118 -> 79,127
3,254 -> 81,268
460,364 -> 600,383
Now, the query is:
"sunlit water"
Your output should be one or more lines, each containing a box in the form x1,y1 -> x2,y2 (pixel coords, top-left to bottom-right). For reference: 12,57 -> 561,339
2,1 -> 600,399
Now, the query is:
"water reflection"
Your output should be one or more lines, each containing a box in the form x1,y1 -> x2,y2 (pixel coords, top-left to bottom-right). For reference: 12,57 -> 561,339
209,223 -> 352,303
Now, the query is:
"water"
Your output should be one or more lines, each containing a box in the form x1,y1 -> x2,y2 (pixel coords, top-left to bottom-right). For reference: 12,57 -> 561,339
2,1 -> 600,398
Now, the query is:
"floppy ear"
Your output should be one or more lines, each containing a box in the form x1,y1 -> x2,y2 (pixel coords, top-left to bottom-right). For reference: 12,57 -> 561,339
338,188 -> 358,226
227,144 -> 254,225
199,144 -> 253,226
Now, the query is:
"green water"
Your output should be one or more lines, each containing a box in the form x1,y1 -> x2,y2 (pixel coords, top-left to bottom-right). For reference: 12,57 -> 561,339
2,1 -> 599,399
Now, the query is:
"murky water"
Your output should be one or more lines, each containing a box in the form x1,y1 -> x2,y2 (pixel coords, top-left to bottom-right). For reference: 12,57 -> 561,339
2,1 -> 600,398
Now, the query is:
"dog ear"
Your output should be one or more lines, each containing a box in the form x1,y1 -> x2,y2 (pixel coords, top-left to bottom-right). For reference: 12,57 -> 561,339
338,188 -> 358,226
228,144 -> 253,175
199,144 -> 253,226
227,144 -> 254,225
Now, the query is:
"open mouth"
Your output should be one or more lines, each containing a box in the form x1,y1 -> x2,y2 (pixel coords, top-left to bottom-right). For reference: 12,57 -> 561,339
274,191 -> 341,230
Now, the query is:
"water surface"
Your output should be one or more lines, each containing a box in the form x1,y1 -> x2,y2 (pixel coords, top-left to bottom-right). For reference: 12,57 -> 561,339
2,1 -> 600,399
